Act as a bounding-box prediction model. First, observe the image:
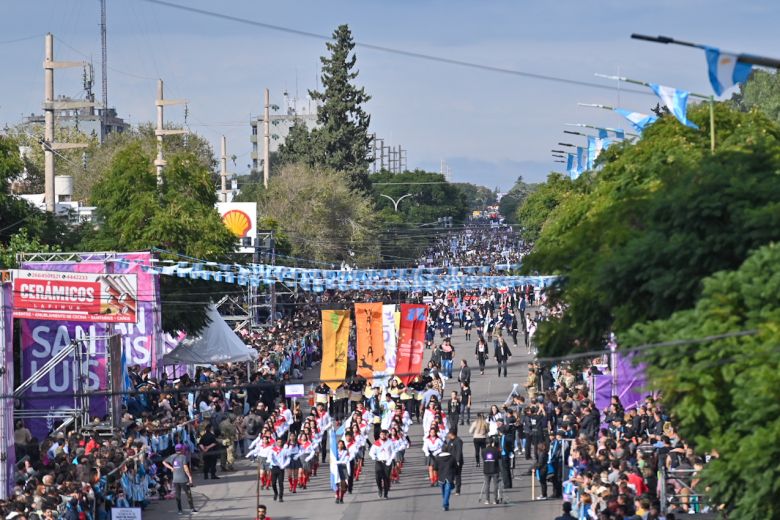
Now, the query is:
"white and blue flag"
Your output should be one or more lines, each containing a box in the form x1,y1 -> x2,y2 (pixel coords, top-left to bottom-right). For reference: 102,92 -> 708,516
329,423 -> 346,491
566,153 -> 577,179
614,108 -> 658,133
649,83 -> 699,129
704,47 -> 752,96
573,146 -> 587,178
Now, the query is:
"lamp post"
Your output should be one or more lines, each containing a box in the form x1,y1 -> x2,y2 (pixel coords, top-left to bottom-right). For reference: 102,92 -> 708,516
630,34 -> 780,69
380,193 -> 414,212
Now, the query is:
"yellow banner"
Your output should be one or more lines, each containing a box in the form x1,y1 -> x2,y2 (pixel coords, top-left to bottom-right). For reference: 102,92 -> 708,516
355,302 -> 386,379
320,310 -> 350,384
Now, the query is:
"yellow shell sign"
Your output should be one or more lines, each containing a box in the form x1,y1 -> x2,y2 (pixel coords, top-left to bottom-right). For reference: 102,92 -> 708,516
222,209 -> 251,237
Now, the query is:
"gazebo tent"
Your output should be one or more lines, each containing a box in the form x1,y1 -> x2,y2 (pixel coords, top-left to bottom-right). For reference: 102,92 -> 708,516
162,305 -> 258,365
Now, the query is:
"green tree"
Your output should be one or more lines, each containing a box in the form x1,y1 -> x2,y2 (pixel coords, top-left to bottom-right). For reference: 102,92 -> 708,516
523,103 -> 780,356
498,176 -> 537,220
0,228 -> 61,269
279,24 -> 373,191
730,69 -> 780,123
0,134 -> 71,252
455,182 -> 496,212
624,243 -> 780,520
86,143 -> 235,333
514,172 -> 579,243
259,163 -> 378,265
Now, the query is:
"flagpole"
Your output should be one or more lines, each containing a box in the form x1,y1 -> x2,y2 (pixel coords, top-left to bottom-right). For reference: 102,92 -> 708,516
630,34 -> 780,70
595,73 -> 716,152
565,123 -> 639,138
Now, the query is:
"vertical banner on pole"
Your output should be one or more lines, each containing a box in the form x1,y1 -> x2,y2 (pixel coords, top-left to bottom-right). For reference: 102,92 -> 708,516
355,303 -> 385,381
320,310 -> 350,384
397,304 -> 428,385
382,304 -> 397,378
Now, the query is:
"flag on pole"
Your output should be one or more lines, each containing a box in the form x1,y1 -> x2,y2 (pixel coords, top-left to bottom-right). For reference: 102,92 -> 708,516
329,423 -> 346,491
566,153 -> 577,179
574,146 -> 587,178
704,47 -> 752,96
598,128 -> 609,139
613,129 -> 625,139
648,83 -> 699,129
614,108 -> 658,133
587,136 -> 597,170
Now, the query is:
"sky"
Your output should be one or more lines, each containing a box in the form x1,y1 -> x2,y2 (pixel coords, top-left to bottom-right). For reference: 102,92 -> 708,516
1,0 -> 778,190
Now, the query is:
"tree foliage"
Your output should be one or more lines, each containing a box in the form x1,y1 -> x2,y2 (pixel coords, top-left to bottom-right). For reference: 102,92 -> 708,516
523,103 -> 780,355
623,243 -> 780,520
498,176 -> 537,221
0,134 -> 72,255
514,172 -> 578,242
455,182 -> 496,212
730,69 -> 780,124
258,163 -> 378,265
86,143 -> 235,333
278,24 -> 373,191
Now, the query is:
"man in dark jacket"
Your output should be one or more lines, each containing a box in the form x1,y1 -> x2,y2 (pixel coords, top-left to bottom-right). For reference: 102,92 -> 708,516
445,431 -> 464,495
493,336 -> 511,378
434,449 -> 457,511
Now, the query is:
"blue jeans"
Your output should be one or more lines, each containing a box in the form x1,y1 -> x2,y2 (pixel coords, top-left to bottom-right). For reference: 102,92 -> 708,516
440,480 -> 453,510
442,359 -> 453,378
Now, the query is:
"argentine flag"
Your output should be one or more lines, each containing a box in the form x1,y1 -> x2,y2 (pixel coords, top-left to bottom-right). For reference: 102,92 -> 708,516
649,83 -> 699,129
566,153 -> 577,180
614,108 -> 658,133
704,47 -> 752,96
329,423 -> 345,491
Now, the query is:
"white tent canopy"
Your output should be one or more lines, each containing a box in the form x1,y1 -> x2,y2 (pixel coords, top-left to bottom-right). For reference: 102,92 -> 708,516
162,304 -> 258,365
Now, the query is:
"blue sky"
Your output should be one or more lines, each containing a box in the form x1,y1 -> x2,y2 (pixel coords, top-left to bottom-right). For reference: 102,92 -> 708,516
1,0 -> 777,189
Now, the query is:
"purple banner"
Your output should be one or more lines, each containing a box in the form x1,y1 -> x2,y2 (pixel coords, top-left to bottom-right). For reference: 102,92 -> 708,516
593,353 -> 649,417
19,253 -> 163,439
2,283 -> 16,499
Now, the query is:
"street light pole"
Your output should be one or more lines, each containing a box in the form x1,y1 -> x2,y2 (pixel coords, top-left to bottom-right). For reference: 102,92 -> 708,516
380,193 -> 414,212
630,34 -> 780,69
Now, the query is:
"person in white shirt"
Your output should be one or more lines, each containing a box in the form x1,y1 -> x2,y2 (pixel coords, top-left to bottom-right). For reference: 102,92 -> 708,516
423,427 -> 444,486
268,438 -> 290,502
334,440 -> 351,504
368,430 -> 396,499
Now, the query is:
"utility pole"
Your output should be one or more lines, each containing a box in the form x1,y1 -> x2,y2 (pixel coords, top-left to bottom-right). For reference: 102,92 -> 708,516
154,79 -> 187,184
379,141 -> 386,171
43,33 -> 91,213
100,0 -> 108,139
372,133 -> 377,172
263,88 -> 270,189
398,145 -> 406,172
220,135 -> 228,202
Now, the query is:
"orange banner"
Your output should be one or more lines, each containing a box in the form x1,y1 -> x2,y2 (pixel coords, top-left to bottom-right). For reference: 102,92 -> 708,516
320,310 -> 350,383
355,302 -> 386,379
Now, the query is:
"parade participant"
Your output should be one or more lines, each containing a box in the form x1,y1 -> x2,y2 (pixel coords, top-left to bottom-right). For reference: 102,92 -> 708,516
494,333 -> 511,378
162,444 -> 198,515
268,438 -> 290,502
334,440 -> 350,504
298,433 -> 316,489
423,427 -> 444,486
285,436 -> 301,493
434,448 -> 457,511
457,359 -> 471,386
349,423 -> 366,482
470,414 -> 489,467
460,382 -> 473,425
248,434 -> 274,489
388,425 -> 408,483
368,429 -> 395,499
447,391 -> 461,430
463,309 -> 473,341
342,431 -> 358,494
475,337 -> 489,375
440,338 -> 455,378
255,504 -> 270,520
315,403 -> 332,462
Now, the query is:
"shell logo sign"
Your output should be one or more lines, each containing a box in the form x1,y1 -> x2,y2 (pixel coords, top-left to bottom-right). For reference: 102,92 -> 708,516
216,202 -> 257,253
222,209 -> 252,237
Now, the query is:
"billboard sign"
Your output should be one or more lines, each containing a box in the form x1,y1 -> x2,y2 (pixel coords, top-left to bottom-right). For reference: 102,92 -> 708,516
217,202 -> 257,253
12,270 -> 138,323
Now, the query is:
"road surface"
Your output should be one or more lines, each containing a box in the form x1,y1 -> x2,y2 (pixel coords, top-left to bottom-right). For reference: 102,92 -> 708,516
144,324 -> 563,520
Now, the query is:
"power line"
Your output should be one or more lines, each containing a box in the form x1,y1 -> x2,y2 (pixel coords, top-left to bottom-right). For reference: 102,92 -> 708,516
0,34 -> 44,45
138,0 -> 654,96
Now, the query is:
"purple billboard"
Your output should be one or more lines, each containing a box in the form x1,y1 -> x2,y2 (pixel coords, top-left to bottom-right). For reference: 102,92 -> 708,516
18,253 -> 164,439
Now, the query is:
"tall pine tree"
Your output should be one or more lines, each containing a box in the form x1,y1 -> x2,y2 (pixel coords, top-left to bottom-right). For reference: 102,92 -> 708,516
279,24 -> 373,191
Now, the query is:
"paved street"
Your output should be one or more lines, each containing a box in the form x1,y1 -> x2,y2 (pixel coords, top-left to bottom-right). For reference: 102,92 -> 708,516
144,325 -> 562,520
